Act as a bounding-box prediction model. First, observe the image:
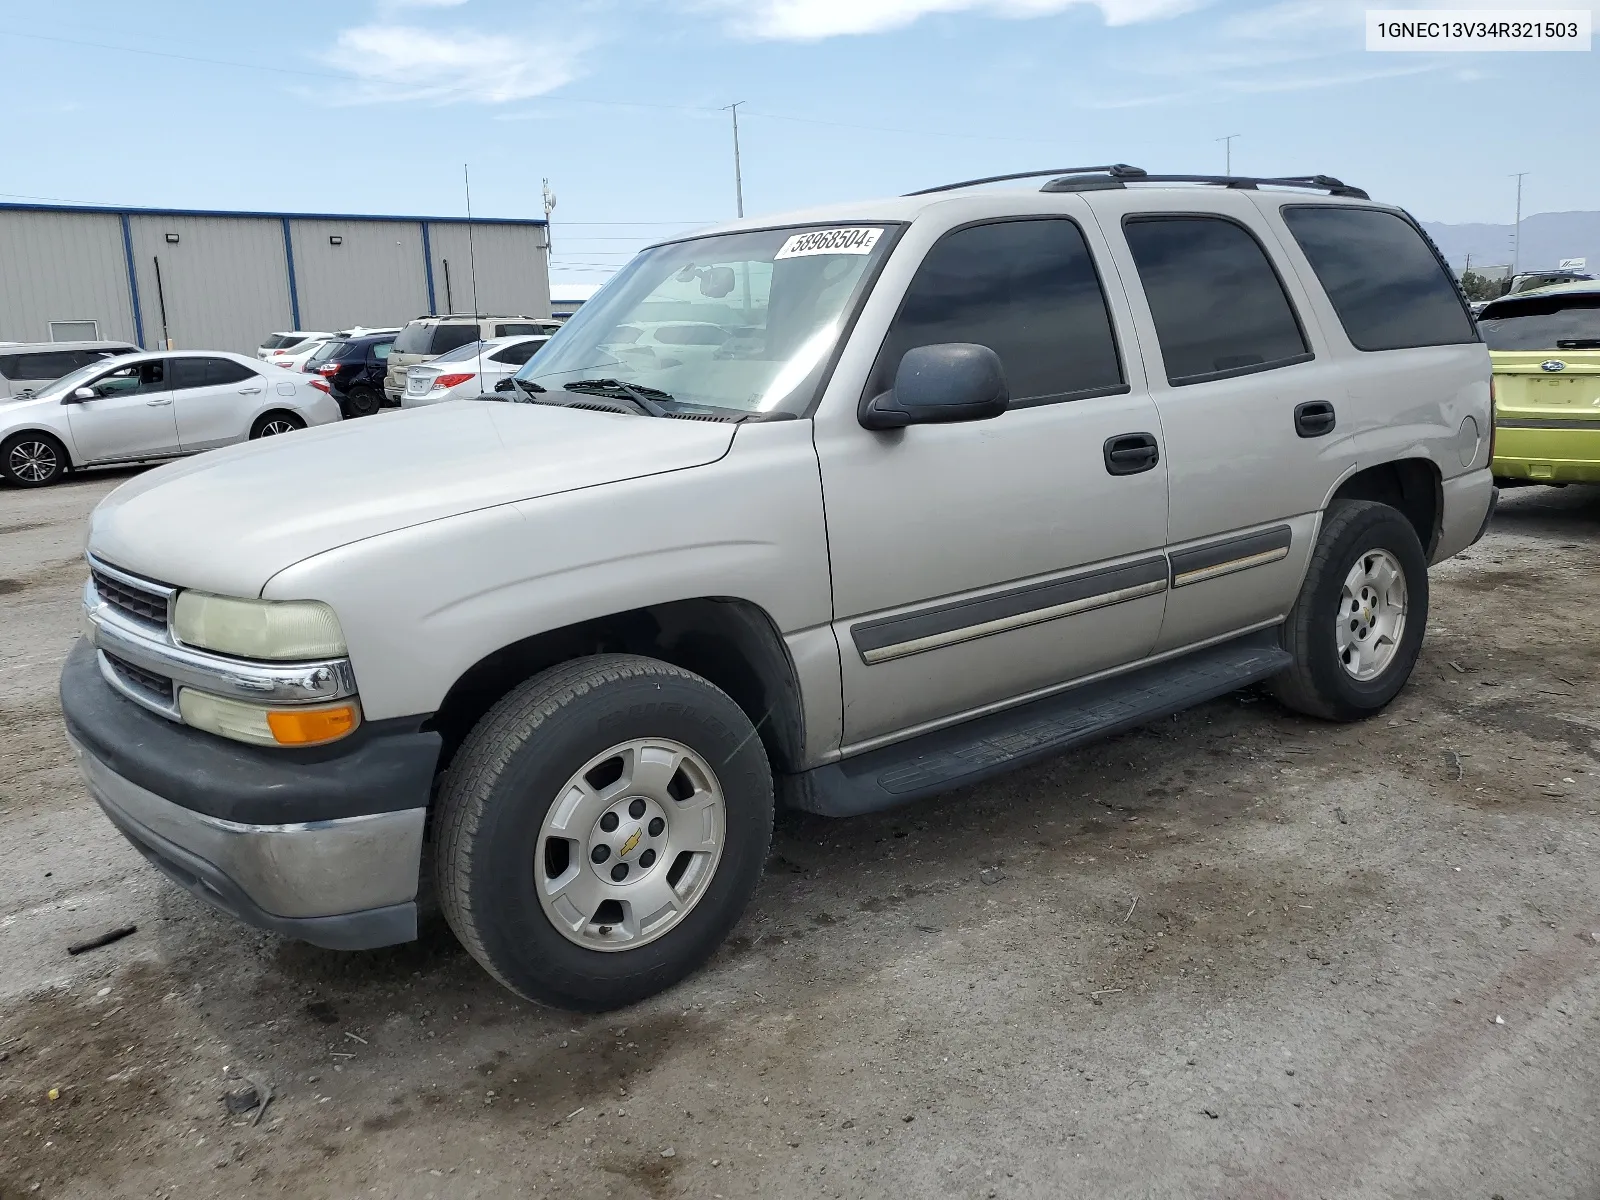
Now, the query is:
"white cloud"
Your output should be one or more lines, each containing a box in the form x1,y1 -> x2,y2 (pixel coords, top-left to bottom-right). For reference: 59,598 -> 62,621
712,0 -> 1203,40
323,24 -> 583,103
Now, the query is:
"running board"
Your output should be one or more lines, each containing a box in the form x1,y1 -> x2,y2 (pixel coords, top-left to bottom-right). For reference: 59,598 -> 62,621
784,630 -> 1290,818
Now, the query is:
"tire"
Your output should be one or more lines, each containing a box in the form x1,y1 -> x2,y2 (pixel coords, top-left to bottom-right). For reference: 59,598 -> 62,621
250,411 -> 305,439
1,432 -> 68,487
343,386 -> 381,419
1270,499 -> 1429,722
434,653 -> 774,1011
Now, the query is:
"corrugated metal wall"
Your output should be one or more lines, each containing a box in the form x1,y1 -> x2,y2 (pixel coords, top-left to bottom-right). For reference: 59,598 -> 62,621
0,210 -> 138,344
427,222 -> 552,319
0,208 -> 551,355
126,214 -> 293,353
289,219 -> 431,332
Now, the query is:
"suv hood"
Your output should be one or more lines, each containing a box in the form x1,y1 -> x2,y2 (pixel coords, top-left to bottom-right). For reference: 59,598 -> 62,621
88,401 -> 737,595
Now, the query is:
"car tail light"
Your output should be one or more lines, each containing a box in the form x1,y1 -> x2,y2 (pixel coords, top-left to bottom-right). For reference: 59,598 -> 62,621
315,364 -> 339,375
309,378 -> 331,393
432,373 -> 475,390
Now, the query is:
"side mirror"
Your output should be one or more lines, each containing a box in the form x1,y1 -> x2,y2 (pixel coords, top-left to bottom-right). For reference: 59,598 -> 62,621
70,387 -> 96,402
494,377 -> 516,393
861,343 -> 1009,431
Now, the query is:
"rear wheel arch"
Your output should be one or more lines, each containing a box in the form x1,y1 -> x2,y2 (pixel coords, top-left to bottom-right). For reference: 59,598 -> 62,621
1325,458 -> 1441,559
425,597 -> 807,780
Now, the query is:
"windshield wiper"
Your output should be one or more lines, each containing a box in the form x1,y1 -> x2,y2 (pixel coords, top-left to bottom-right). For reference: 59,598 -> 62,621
1557,339 -> 1600,350
561,378 -> 672,417
514,377 -> 548,395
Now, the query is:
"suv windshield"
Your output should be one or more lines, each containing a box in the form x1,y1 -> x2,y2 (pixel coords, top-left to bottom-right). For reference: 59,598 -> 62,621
1479,292 -> 1600,350
514,224 -> 896,416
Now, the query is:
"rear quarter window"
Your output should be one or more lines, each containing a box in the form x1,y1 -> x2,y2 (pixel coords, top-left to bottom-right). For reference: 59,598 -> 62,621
1282,206 -> 1476,352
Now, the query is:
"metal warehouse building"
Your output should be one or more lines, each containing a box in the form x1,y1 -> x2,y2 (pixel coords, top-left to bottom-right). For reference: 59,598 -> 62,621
0,203 -> 551,355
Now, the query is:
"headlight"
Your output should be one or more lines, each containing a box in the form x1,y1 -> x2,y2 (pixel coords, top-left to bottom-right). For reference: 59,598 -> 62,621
178,690 -> 361,747
173,592 -> 346,660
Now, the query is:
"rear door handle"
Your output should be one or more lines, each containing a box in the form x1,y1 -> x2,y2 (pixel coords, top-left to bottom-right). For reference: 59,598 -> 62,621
1294,400 -> 1336,438
239,386 -> 264,395
1104,432 -> 1160,476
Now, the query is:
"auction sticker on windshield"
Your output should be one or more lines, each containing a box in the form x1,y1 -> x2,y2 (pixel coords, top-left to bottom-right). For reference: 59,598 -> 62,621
776,227 -> 885,259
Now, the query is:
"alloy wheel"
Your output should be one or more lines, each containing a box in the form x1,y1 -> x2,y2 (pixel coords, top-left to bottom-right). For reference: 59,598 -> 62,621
1337,548 -> 1408,681
535,738 -> 727,952
7,439 -> 58,483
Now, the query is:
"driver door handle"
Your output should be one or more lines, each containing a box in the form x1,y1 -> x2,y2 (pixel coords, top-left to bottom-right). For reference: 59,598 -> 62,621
145,397 -> 174,407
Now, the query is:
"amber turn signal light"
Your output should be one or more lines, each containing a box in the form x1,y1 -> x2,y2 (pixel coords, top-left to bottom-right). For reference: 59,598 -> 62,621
266,703 -> 361,746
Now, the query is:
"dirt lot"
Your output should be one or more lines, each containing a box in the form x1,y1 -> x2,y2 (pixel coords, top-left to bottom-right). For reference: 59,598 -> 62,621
2,469 -> 1598,1200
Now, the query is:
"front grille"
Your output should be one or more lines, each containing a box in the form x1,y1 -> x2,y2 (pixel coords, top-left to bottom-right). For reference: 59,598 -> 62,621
104,651 -> 175,702
91,565 -> 168,628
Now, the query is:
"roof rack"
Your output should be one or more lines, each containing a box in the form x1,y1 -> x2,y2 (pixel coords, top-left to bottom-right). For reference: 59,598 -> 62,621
903,165 -> 1148,196
1040,172 -> 1369,199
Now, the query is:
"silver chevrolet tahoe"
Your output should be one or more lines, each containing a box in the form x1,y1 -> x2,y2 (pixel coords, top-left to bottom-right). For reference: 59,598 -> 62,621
61,166 -> 1498,1012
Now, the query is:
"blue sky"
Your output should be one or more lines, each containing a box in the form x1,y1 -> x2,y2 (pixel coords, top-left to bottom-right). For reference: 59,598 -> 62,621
3,0 -> 1595,285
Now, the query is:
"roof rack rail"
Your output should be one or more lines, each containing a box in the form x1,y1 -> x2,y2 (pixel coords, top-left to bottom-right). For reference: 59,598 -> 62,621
904,164 -> 1148,197
1040,172 -> 1369,199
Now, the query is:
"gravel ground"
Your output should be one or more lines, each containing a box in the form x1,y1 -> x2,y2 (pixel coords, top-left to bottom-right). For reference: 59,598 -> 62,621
2,469 -> 1598,1200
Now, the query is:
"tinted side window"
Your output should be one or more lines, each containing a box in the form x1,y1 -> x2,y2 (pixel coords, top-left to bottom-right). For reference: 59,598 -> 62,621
208,359 -> 259,386
168,358 -> 210,390
494,323 -> 546,337
431,324 -> 481,354
489,340 -> 544,366
14,351 -> 84,381
1124,216 -> 1310,385
873,218 -> 1125,406
1282,207 -> 1476,351
93,360 -> 166,396
372,343 -> 393,361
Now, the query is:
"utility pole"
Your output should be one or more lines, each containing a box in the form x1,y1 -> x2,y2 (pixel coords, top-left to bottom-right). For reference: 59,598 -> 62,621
542,177 -> 556,256
726,102 -> 746,218
1216,133 -> 1240,176
1510,172 -> 1528,277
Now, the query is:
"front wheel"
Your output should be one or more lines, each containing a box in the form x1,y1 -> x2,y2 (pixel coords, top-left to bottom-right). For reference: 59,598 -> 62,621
1270,500 -> 1429,722
434,654 -> 774,1011
1,432 -> 68,487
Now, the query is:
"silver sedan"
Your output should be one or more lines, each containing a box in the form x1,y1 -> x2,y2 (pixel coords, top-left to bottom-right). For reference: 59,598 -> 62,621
0,350 -> 341,488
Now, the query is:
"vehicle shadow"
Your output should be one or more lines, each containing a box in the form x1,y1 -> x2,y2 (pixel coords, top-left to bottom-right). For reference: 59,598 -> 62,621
1489,482 -> 1600,539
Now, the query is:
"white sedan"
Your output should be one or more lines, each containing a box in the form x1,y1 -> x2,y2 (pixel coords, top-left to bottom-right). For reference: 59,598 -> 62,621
0,350 -> 340,488
400,335 -> 551,407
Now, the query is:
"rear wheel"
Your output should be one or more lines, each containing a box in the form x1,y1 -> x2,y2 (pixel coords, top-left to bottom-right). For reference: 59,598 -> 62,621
1270,500 -> 1429,721
343,386 -> 382,419
250,411 -> 305,439
1,432 -> 68,487
435,654 -> 773,1011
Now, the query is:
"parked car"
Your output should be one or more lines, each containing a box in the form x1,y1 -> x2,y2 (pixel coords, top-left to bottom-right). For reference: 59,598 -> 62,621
1480,279 -> 1600,484
400,334 -> 550,407
61,167 -> 1495,1013
257,331 -> 332,365
1506,270 -> 1594,296
304,333 -> 398,418
0,341 -> 139,399
0,350 -> 338,487
383,314 -> 561,404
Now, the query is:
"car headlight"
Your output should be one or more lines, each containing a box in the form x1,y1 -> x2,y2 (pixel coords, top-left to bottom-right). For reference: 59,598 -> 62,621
179,690 -> 361,747
173,592 -> 346,660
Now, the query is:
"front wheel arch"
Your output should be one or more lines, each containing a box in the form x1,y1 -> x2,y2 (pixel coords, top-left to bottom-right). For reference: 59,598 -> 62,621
1,430 -> 72,486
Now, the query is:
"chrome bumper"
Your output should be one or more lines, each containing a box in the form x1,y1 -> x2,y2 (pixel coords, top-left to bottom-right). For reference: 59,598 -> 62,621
69,734 -> 424,950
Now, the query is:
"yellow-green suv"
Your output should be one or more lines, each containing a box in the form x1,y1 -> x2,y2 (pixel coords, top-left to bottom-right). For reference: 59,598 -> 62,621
1481,280 -> 1600,484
